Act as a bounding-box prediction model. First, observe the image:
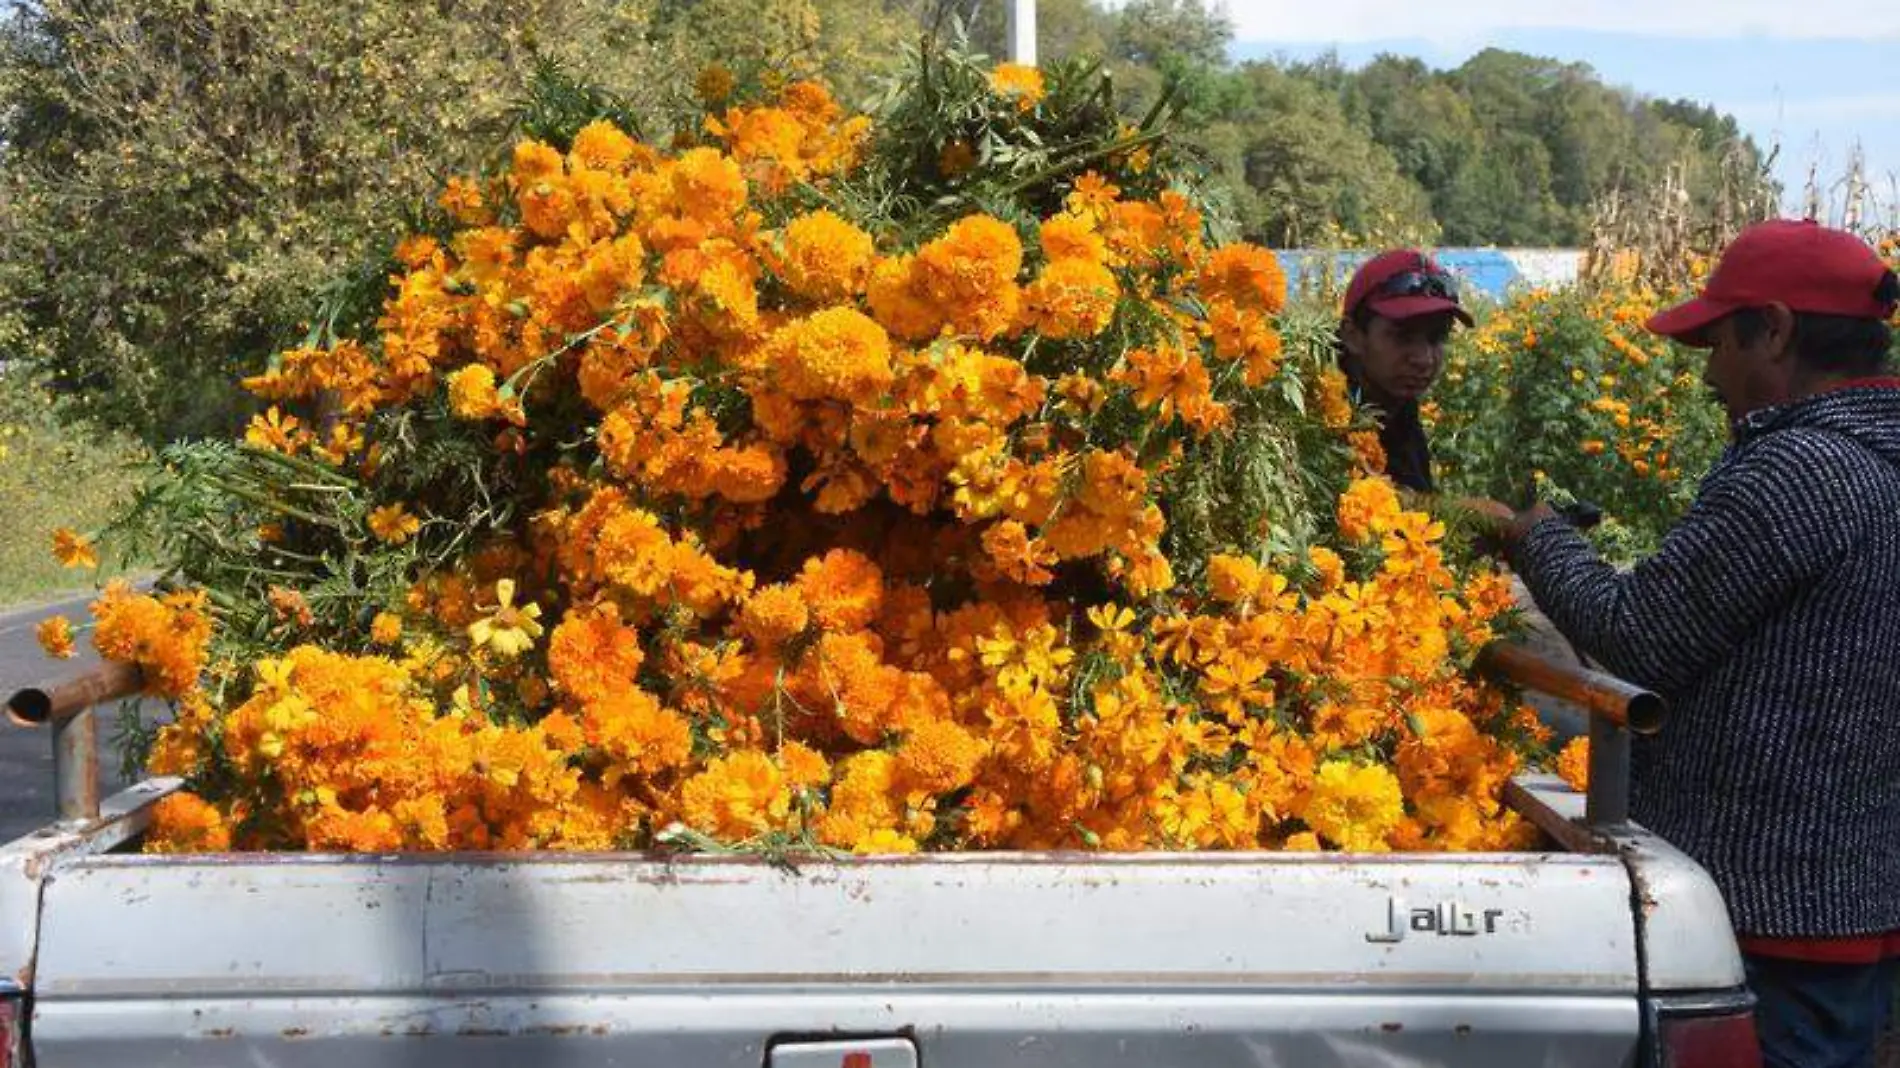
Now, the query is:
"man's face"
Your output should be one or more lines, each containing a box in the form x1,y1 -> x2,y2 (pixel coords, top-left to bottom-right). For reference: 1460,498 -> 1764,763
1701,309 -> 1793,426
1344,312 -> 1453,402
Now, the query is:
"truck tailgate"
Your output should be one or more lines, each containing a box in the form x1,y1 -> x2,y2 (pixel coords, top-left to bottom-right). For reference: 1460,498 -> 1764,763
27,849 -> 1640,1067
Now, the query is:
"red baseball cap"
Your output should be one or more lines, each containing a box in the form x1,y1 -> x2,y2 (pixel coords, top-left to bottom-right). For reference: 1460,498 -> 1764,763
1647,219 -> 1898,345
1341,249 -> 1474,327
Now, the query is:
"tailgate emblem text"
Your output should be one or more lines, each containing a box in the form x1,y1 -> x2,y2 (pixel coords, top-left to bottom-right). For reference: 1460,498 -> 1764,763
1365,897 -> 1505,943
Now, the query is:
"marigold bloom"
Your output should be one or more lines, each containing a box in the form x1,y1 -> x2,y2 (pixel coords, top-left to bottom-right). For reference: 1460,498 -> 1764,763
776,210 -> 876,302
51,527 -> 98,570
447,365 -> 500,420
989,63 -> 1046,110
36,615 -> 77,659
468,579 -> 544,659
368,503 -> 422,545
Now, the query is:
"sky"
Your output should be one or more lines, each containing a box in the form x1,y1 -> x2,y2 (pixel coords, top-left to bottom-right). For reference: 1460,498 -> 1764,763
1223,0 -> 1900,224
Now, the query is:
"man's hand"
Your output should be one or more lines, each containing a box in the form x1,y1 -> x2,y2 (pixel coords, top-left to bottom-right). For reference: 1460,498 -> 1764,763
1452,498 -> 1557,555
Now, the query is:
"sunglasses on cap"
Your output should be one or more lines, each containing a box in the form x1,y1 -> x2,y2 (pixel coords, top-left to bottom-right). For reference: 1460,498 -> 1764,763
1374,269 -> 1461,304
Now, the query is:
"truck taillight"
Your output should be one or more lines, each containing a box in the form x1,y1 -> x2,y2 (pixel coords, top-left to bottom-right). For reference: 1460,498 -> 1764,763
1653,993 -> 1761,1068
0,994 -> 21,1068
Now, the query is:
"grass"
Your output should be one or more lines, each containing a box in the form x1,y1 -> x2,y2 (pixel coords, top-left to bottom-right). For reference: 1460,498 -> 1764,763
0,373 -> 149,608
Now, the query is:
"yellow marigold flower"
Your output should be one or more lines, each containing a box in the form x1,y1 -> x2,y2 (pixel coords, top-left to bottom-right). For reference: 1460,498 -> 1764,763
244,406 -> 305,455
776,210 -> 876,303
679,750 -> 791,840
368,503 -> 422,545
1556,737 -> 1590,793
1205,553 -> 1266,604
446,364 -> 500,420
145,792 -> 231,854
1022,257 -> 1119,339
989,62 -> 1046,111
369,612 -> 403,647
51,527 -> 98,570
668,147 -> 748,224
1301,759 -> 1405,853
468,578 -> 544,659
36,615 -> 77,659
1336,477 -> 1402,544
865,254 -> 944,342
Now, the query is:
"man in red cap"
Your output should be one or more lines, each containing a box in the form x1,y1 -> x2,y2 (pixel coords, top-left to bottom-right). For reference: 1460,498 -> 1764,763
1336,249 -> 1474,493
1489,219 -> 1900,1068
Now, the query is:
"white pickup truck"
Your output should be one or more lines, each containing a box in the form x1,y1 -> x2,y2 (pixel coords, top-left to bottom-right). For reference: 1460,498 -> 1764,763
0,647 -> 1759,1068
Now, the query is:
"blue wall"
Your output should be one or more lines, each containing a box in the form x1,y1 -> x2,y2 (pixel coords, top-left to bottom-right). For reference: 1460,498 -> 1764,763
1276,248 -> 1585,304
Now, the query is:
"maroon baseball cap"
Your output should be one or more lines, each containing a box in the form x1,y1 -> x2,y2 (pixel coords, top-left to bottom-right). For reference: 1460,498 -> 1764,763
1647,219 -> 1898,345
1341,249 -> 1474,326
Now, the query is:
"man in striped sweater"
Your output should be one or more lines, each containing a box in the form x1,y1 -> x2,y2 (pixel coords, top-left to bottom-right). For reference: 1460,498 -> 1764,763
1492,219 -> 1900,1068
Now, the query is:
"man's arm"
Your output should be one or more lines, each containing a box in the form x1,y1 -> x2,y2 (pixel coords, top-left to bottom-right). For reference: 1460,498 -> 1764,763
1503,433 -> 1860,698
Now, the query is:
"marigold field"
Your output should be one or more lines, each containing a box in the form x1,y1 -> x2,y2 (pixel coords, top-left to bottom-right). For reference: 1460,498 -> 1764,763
39,51 -> 1558,857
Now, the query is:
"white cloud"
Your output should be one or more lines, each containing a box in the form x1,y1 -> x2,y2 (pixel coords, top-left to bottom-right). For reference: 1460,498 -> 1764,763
1224,0 -> 1900,44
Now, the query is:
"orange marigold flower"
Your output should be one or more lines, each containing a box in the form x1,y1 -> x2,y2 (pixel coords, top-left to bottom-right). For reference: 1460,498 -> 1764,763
911,215 -> 1024,340
36,615 -> 77,659
368,503 -> 422,545
776,210 -> 876,303
739,584 -> 810,650
1039,214 -> 1107,264
145,792 -> 232,854
51,527 -> 98,570
1197,243 -> 1287,315
795,549 -> 885,631
439,175 -> 491,225
895,718 -> 986,794
244,406 -> 305,455
1556,737 -> 1590,793
548,602 -> 643,706
570,119 -> 637,171
981,519 -> 1057,586
1022,257 -> 1119,339
763,307 -> 895,405
1336,477 -> 1402,544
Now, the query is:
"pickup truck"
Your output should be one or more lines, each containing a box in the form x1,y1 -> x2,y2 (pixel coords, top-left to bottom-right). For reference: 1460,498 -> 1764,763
0,646 -> 1759,1068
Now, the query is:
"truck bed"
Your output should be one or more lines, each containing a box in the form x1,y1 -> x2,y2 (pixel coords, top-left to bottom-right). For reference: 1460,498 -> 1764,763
3,776 -> 1743,1068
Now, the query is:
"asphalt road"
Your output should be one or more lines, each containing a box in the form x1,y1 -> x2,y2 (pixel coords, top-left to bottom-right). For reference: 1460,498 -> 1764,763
0,594 -> 147,843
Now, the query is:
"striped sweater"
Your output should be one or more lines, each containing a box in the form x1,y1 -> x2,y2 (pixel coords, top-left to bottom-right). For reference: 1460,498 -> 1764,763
1512,383 -> 1900,938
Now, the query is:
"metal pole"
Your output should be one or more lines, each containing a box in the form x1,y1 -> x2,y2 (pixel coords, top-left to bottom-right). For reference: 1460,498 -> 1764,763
1585,712 -> 1631,830
9,660 -> 142,824
52,707 -> 100,822
1007,0 -> 1036,66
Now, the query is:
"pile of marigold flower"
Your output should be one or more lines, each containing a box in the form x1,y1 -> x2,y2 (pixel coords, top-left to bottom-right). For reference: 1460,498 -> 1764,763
43,54 -> 1547,856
